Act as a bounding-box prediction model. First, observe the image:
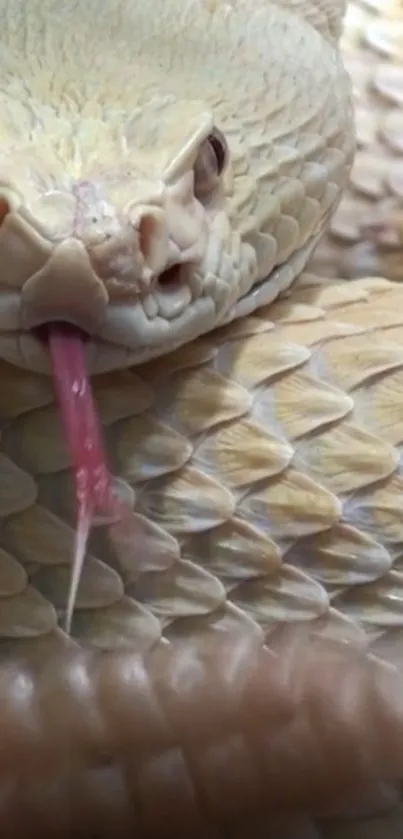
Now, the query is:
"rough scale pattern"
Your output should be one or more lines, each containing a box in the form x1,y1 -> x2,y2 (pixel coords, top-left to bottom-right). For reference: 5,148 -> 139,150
0,0 -> 354,370
311,0 -> 403,281
2,273 -> 403,835
8,273 -> 403,660
0,0 -> 401,836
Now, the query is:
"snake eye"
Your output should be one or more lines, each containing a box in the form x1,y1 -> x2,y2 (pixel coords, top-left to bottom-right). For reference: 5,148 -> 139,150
194,127 -> 228,199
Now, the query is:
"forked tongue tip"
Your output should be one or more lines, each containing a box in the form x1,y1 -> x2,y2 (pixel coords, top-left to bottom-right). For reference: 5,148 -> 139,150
46,323 -> 120,633
65,505 -> 92,635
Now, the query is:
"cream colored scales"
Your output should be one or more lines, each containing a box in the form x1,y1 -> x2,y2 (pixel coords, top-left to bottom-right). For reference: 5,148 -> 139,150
0,2 -> 399,837
311,0 -> 403,282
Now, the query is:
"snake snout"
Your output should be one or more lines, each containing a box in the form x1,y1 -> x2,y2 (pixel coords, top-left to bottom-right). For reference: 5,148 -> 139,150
87,205 -> 171,297
20,238 -> 109,334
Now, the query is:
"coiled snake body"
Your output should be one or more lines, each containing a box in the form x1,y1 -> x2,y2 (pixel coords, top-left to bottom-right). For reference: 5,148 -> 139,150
312,0 -> 403,281
1,0 -> 403,836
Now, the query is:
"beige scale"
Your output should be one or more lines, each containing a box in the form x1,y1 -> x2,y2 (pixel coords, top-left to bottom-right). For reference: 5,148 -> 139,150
311,0 -> 403,282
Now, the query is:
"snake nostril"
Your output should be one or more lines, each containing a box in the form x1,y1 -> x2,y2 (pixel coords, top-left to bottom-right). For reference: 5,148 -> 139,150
157,265 -> 183,290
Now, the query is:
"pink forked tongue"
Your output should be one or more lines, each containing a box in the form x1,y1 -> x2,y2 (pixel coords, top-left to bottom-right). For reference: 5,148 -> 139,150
47,324 -> 126,634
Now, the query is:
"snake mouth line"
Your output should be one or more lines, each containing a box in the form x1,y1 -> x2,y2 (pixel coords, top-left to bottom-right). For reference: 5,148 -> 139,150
0,227 -> 324,375
0,299 -> 217,374
34,322 -> 90,345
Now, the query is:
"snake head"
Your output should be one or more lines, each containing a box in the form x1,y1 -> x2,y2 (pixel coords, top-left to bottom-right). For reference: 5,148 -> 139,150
0,99 -> 248,373
0,0 -> 354,373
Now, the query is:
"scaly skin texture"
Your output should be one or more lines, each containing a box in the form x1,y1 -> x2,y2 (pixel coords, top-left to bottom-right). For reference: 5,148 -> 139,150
311,0 -> 403,281
0,0 -> 354,371
3,273 -> 403,837
0,0 -> 402,836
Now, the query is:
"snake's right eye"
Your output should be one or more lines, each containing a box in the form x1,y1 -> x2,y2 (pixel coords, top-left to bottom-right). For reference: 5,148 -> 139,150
194,127 -> 228,199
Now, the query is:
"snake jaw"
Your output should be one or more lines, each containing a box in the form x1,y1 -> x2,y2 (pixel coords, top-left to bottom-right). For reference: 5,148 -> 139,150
0,168 -> 254,372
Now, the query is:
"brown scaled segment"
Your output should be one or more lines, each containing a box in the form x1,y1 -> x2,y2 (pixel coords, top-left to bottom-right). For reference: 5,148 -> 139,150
1,630 -> 403,837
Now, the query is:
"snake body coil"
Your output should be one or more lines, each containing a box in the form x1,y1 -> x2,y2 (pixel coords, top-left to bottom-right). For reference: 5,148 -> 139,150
0,2 -> 402,837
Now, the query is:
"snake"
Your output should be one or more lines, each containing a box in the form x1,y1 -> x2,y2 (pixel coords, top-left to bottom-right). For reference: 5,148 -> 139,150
2,0 -> 403,836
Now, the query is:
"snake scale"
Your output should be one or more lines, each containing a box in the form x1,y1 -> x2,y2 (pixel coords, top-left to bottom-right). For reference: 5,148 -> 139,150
312,0 -> 403,282
1,0 -> 403,836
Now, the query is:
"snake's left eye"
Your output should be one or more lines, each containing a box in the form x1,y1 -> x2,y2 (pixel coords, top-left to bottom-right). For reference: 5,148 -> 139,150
194,127 -> 228,199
